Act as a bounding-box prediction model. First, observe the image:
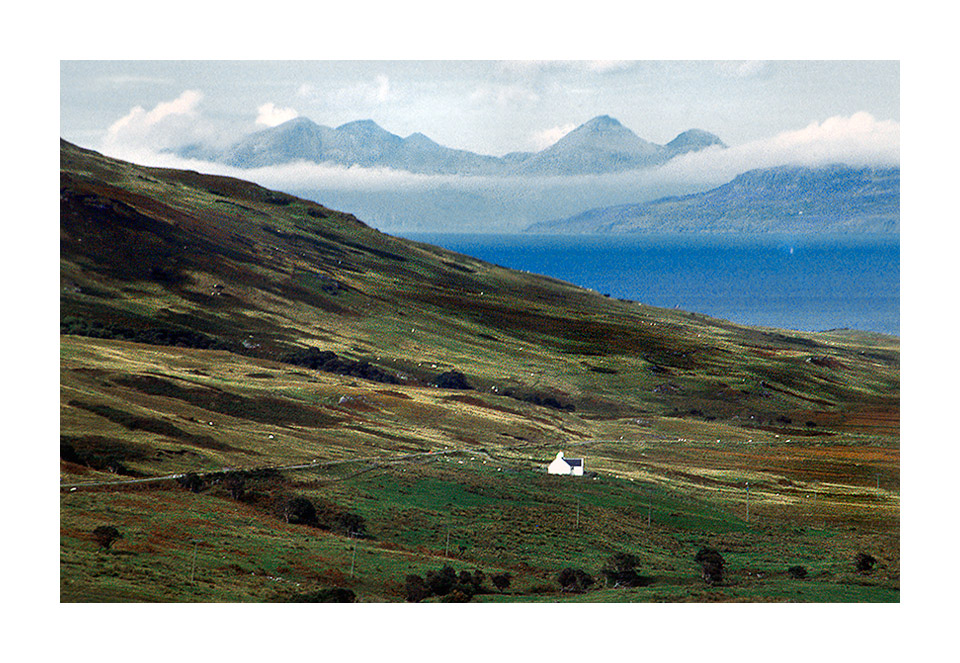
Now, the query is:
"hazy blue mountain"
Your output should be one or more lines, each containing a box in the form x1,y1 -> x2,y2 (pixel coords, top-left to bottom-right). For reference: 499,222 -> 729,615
513,115 -> 668,175
178,115 -> 724,177
528,164 -> 900,234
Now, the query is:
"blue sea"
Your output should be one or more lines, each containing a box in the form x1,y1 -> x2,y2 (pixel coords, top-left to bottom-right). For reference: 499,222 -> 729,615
400,233 -> 900,336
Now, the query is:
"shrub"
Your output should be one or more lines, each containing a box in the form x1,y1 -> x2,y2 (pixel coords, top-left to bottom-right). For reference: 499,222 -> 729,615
601,552 -> 653,588
425,565 -> 458,597
855,552 -> 877,574
787,565 -> 808,579
405,574 -> 431,603
695,547 -> 725,585
92,525 -> 122,550
177,472 -> 204,493
432,371 -> 471,390
492,572 -> 512,593
557,567 -> 594,593
283,496 -> 318,525
290,587 -> 356,603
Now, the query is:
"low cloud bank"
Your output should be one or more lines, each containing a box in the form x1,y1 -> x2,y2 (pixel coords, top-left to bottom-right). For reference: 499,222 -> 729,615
96,110 -> 899,233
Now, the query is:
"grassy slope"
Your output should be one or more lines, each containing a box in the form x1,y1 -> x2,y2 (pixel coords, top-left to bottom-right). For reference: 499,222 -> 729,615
59,141 -> 899,602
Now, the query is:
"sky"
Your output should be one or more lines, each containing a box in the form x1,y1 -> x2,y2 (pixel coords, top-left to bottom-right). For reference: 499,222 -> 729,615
60,60 -> 900,158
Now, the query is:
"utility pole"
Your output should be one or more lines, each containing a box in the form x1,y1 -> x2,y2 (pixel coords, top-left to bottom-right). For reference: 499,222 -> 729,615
576,495 -> 580,529
647,504 -> 651,527
745,482 -> 750,524
349,538 -> 357,578
189,538 -> 202,583
445,529 -> 450,557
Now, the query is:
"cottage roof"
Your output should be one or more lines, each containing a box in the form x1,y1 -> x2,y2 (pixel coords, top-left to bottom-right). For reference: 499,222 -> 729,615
566,458 -> 583,467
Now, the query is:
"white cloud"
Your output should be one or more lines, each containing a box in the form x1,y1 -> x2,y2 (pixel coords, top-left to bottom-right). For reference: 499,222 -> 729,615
469,84 -> 540,107
256,102 -> 299,127
530,123 -> 577,151
297,74 -> 394,109
103,90 -> 205,152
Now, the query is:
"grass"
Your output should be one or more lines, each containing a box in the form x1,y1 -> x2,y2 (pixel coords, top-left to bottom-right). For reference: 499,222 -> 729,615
59,141 -> 899,602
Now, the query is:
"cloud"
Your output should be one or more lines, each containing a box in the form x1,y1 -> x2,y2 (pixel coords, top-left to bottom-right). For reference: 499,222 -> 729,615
469,84 -> 540,108
714,60 -> 769,78
101,111 -> 899,232
297,74 -> 393,108
103,90 -> 206,152
256,102 -> 299,127
530,123 -> 577,151
659,111 -> 900,187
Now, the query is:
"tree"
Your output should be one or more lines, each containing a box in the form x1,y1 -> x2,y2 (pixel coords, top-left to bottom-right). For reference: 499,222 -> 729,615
600,552 -> 653,588
283,496 -> 318,525
92,525 -> 122,551
492,572 -> 512,593
290,587 -> 356,603
404,574 -> 431,603
425,565 -> 458,597
223,472 -> 245,501
177,472 -> 204,493
695,547 -> 725,585
557,567 -> 594,593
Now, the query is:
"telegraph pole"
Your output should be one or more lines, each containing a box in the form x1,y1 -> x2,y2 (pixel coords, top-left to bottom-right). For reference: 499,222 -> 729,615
349,538 -> 357,577
745,482 -> 750,524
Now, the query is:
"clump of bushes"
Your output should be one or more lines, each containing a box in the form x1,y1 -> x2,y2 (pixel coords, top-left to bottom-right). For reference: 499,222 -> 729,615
557,567 -> 594,593
600,553 -> 653,588
60,315 -> 226,350
277,495 -> 368,537
432,370 -> 472,390
695,547 -> 725,585
289,587 -> 356,603
787,565 -> 808,580
280,347 -> 399,384
404,565 -> 486,602
491,572 -> 512,593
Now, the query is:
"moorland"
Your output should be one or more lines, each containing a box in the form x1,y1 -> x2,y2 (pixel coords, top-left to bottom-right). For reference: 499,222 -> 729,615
60,140 -> 899,602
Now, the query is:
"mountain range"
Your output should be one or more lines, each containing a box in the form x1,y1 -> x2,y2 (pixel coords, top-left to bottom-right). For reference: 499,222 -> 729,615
175,115 -> 725,176
529,164 -> 900,234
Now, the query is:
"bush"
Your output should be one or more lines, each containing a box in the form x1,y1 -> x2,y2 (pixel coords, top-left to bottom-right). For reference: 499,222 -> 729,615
432,370 -> 472,390
405,574 -> 431,603
425,565 -> 458,597
92,525 -> 122,550
290,587 -> 356,603
283,496 -> 318,525
601,552 -> 653,588
492,572 -> 512,593
695,547 -> 725,585
177,472 -> 204,493
787,565 -> 808,579
855,552 -> 877,574
557,567 -> 594,593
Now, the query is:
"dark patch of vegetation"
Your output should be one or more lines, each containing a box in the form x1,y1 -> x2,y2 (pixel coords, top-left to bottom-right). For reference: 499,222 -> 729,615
405,565 -> 486,602
60,435 -> 149,476
61,315 -> 227,350
432,370 -> 472,390
177,472 -> 205,493
600,552 -> 654,588
787,565 -> 808,579
92,525 -> 122,550
280,347 -> 400,385
855,552 -> 877,574
502,388 -> 575,412
282,496 -> 318,525
112,375 -> 338,428
491,572 -> 512,593
67,400 -> 234,450
288,587 -> 356,603
695,547 -> 725,585
557,567 -> 594,593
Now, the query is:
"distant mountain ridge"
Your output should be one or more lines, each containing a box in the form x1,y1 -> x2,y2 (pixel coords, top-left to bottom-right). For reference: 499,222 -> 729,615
528,164 -> 900,234
174,115 -> 725,176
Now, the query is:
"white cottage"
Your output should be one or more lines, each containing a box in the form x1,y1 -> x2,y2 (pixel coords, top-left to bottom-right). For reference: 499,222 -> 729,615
548,451 -> 584,476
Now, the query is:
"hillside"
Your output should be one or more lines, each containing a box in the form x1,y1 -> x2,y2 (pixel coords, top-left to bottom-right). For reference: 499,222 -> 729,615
60,141 -> 899,603
530,164 -> 900,234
